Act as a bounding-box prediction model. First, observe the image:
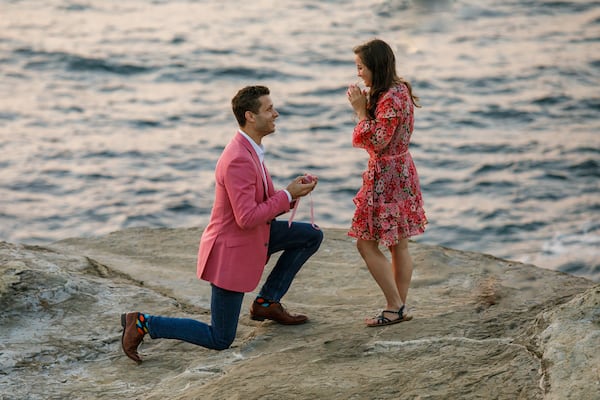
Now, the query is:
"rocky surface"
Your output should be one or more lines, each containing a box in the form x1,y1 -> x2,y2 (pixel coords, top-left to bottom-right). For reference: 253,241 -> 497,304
0,227 -> 598,400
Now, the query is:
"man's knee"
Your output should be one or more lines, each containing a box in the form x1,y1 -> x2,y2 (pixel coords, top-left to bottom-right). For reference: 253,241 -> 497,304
212,336 -> 234,351
305,229 -> 323,254
312,228 -> 324,246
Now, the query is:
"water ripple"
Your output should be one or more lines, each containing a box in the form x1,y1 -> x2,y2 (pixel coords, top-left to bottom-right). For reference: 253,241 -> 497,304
0,0 -> 597,282
18,48 -> 153,75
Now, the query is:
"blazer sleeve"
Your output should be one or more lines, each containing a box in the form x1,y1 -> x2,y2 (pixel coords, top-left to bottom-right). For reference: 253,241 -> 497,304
352,89 -> 404,152
223,154 -> 290,230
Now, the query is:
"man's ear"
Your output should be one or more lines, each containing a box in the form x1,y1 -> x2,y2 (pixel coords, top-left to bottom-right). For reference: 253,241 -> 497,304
245,110 -> 255,123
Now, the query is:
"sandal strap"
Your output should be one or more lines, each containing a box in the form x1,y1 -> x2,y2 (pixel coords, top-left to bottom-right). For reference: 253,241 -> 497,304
376,307 -> 403,323
382,305 -> 405,316
367,305 -> 410,327
375,313 -> 393,324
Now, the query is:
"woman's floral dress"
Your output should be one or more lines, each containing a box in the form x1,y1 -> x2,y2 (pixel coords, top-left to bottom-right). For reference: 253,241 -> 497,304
348,83 -> 427,246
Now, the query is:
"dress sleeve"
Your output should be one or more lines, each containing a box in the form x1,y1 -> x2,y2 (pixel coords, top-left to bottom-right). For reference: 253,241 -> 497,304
352,89 -> 404,152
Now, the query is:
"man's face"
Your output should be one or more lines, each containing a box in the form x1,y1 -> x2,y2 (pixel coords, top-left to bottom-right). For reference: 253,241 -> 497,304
252,95 -> 279,135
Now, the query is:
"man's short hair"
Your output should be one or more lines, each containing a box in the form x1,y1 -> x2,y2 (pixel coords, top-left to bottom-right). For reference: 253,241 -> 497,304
231,85 -> 270,127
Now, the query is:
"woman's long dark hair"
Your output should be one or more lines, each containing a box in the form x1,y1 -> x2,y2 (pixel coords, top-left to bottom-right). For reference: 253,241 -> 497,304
354,39 -> 421,119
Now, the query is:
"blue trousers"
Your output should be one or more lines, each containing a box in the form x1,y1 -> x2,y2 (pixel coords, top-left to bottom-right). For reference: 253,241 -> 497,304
147,220 -> 323,350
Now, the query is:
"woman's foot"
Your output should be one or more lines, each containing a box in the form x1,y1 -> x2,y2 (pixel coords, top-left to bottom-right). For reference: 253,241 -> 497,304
365,305 -> 412,327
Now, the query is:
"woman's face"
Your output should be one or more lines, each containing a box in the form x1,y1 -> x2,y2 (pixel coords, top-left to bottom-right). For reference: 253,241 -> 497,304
355,54 -> 372,87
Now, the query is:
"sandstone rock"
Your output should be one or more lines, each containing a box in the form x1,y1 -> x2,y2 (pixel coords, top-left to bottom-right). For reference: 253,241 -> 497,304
0,228 -> 597,399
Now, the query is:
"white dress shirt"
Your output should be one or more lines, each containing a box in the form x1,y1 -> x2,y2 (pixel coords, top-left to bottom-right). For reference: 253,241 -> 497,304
238,130 -> 292,202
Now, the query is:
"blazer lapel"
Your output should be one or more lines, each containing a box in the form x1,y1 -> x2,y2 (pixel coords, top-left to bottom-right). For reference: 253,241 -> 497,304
236,133 -> 269,199
262,161 -> 274,199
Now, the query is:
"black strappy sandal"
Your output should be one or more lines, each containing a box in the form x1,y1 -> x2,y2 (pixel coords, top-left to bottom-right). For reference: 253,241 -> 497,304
366,305 -> 413,327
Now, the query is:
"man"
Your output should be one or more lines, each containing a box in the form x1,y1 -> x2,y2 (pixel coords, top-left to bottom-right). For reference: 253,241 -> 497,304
121,85 -> 323,363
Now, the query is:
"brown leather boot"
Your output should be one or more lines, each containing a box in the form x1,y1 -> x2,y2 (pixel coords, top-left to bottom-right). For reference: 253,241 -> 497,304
120,312 -> 145,364
250,301 -> 308,325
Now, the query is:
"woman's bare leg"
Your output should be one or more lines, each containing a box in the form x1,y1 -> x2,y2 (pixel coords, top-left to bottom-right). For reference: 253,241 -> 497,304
356,239 -> 402,320
389,238 -> 413,305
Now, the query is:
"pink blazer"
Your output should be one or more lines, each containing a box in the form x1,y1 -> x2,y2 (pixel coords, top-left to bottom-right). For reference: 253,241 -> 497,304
196,132 -> 292,292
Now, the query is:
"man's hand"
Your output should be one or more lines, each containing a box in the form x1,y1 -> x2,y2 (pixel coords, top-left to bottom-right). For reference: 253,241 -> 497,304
286,174 -> 318,200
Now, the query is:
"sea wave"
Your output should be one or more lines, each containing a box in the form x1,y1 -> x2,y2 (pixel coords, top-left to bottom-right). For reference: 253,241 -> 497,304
0,0 -> 597,281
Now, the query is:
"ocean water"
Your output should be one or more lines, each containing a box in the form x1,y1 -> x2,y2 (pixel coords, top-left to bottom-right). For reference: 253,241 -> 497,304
1,0 -> 598,281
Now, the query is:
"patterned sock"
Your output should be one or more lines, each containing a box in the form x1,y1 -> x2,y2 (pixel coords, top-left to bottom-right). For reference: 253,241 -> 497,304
136,313 -> 149,335
255,296 -> 275,307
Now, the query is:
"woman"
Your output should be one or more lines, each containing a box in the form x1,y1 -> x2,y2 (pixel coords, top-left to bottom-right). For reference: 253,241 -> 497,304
346,39 -> 427,327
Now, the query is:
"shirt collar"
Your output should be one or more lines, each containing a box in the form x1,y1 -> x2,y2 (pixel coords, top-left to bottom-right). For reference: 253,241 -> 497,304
238,129 -> 265,162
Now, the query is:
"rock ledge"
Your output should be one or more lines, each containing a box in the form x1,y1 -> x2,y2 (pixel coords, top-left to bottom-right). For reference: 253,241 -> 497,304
1,227 -> 598,400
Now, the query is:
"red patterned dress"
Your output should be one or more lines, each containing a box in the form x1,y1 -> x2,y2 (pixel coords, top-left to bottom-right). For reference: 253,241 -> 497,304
348,83 -> 427,246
